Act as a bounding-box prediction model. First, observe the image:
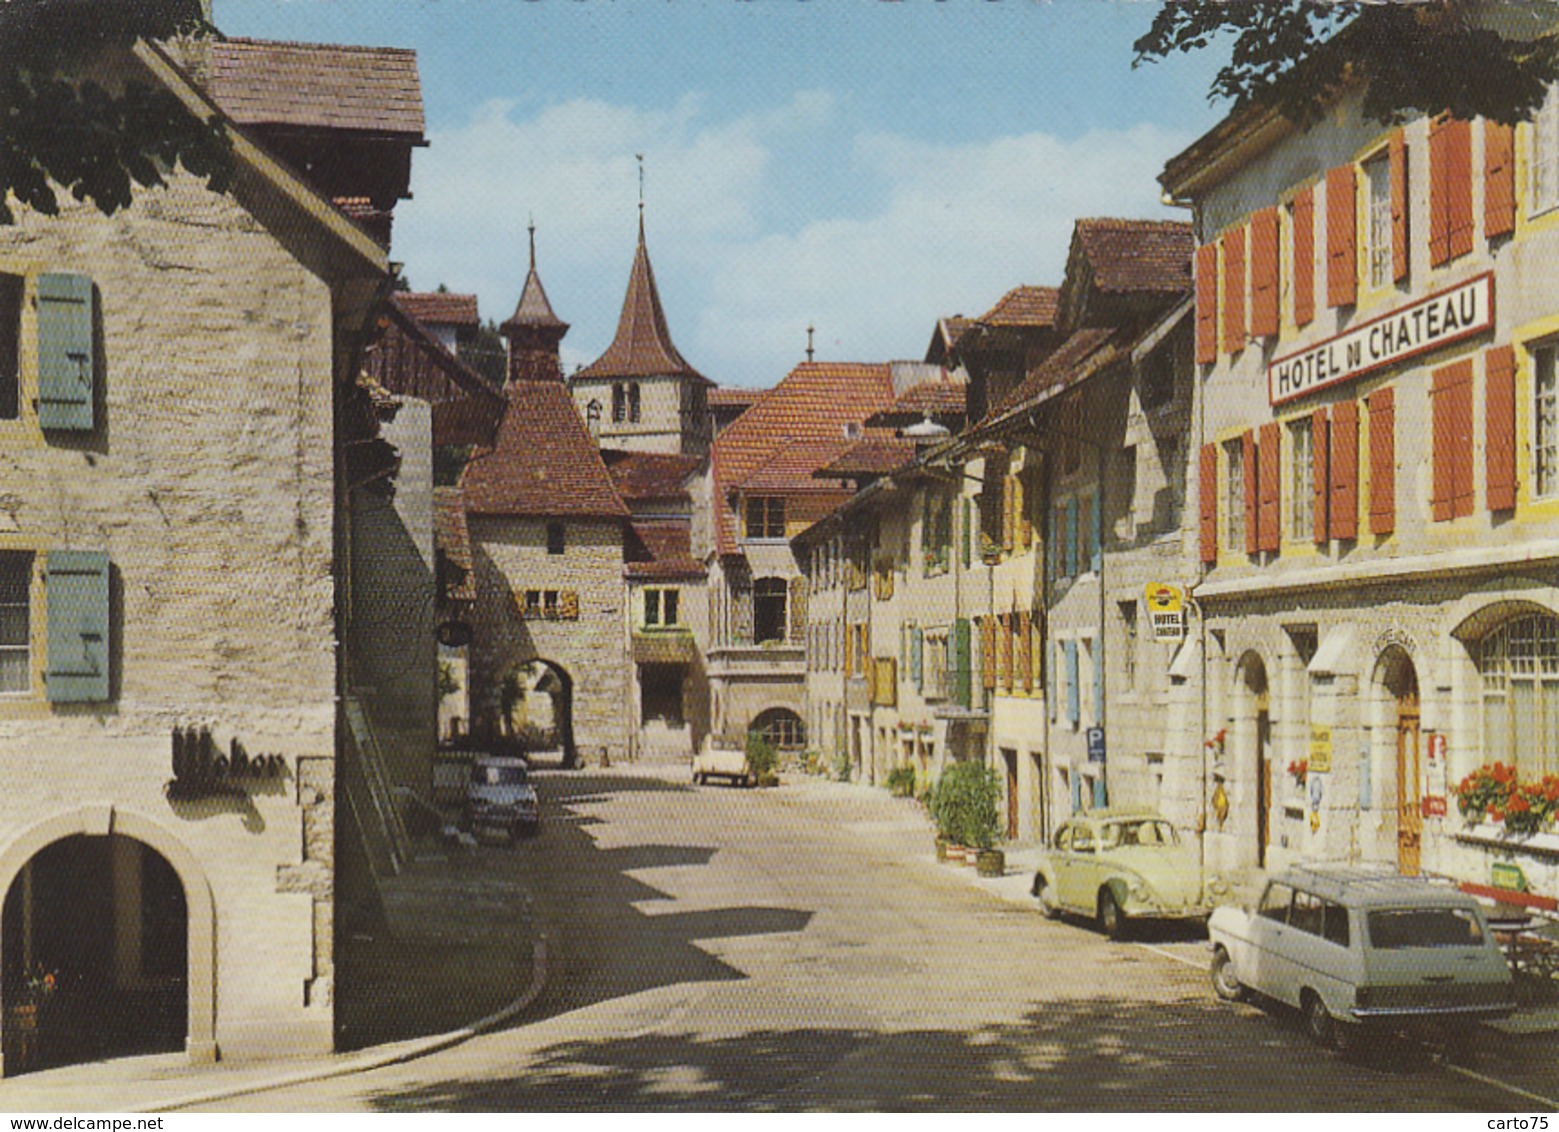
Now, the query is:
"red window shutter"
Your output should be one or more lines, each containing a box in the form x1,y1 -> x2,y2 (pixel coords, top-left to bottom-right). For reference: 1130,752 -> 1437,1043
1199,442 -> 1218,564
1258,421 -> 1281,552
1431,117 -> 1474,265
1368,386 -> 1396,535
1429,116 -> 1450,265
1485,121 -> 1516,240
1390,128 -> 1409,282
1330,400 -> 1359,540
1242,429 -> 1259,556
981,616 -> 996,691
1195,243 -> 1219,364
1311,407 -> 1330,544
1431,359 -> 1475,519
1293,188 -> 1316,327
1019,610 -> 1033,694
1326,165 -> 1357,308
1000,613 -> 1013,691
1222,227 -> 1246,354
1486,345 -> 1517,510
1250,207 -> 1280,338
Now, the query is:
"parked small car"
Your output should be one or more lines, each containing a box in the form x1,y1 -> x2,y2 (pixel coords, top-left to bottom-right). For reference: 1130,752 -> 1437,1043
1208,864 -> 1516,1051
1030,809 -> 1221,938
465,754 -> 538,841
692,736 -> 753,787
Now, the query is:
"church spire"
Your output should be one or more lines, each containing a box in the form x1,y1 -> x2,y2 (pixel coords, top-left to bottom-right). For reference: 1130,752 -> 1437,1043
501,220 -> 568,385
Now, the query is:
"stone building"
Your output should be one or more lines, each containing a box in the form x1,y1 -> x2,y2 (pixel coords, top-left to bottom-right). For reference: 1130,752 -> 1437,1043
1162,43 -> 1559,897
0,32 -> 425,1074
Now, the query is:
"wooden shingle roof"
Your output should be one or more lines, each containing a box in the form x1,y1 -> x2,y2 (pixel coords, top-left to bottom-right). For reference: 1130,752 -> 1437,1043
394,291 -> 479,328
208,38 -> 425,137
576,217 -> 708,384
1073,219 -> 1193,295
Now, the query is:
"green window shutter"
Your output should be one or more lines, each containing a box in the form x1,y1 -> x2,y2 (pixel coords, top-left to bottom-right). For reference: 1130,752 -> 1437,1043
911,627 -> 923,690
1070,771 -> 1084,814
1065,497 -> 1079,577
46,549 -> 110,702
36,273 -> 95,431
952,618 -> 971,709
1090,493 -> 1103,573
1092,775 -> 1108,809
1065,640 -> 1079,726
960,498 -> 971,569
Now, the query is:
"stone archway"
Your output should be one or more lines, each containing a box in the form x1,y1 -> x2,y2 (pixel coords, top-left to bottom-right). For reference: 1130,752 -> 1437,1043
0,807 -> 215,1077
1233,651 -> 1272,869
497,658 -> 576,767
1372,647 -> 1422,874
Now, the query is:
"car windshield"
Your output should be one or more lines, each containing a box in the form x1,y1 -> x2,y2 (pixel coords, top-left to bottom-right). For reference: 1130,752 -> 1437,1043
1100,820 -> 1179,849
474,765 -> 527,786
1367,907 -> 1485,949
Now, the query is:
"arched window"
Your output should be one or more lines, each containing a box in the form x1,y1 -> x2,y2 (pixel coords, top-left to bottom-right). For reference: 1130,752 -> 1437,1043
751,708 -> 804,750
612,384 -> 626,423
753,577 -> 788,644
629,382 -> 642,423
1477,612 -> 1559,775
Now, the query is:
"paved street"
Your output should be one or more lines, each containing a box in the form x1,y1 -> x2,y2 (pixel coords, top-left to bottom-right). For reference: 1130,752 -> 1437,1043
195,764 -> 1559,1111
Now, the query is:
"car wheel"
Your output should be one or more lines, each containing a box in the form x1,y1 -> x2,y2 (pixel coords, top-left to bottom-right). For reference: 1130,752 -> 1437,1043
1210,946 -> 1244,1002
1032,877 -> 1062,920
1098,889 -> 1126,940
1302,990 -> 1338,1048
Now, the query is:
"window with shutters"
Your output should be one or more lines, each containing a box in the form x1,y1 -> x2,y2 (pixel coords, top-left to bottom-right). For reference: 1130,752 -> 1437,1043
1288,417 -> 1314,541
924,630 -> 948,702
1364,150 -> 1394,290
0,274 -> 20,421
1477,613 -> 1559,777
36,272 -> 95,431
1533,86 -> 1559,218
1225,438 -> 1246,552
1431,359 -> 1475,520
1429,117 -> 1474,266
1289,189 -> 1316,328
1367,387 -> 1396,535
0,552 -> 30,694
44,550 -> 110,702
1535,345 -> 1559,499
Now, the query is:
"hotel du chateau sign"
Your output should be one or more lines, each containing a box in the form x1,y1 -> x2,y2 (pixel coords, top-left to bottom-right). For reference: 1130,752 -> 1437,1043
1268,273 -> 1493,406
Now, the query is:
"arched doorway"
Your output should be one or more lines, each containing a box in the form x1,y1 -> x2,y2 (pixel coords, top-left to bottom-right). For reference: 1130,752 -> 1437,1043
1235,652 -> 1272,868
497,659 -> 576,767
750,707 -> 805,752
1376,647 -> 1421,874
2,835 -> 186,1074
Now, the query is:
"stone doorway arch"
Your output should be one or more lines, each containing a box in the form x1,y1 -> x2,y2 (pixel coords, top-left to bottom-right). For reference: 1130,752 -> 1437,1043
1234,651 -> 1272,869
1372,646 -> 1421,874
0,807 -> 215,1077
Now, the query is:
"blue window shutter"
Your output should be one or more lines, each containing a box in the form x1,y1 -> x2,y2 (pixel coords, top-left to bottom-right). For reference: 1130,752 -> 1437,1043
1092,775 -> 1108,809
1065,640 -> 1079,726
911,627 -> 923,690
46,550 -> 110,702
1070,771 -> 1083,814
1091,492 -> 1103,573
36,273 -> 95,431
1066,497 -> 1078,577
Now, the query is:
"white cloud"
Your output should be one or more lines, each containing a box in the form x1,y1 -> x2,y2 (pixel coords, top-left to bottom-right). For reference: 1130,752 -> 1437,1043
391,94 -> 1193,388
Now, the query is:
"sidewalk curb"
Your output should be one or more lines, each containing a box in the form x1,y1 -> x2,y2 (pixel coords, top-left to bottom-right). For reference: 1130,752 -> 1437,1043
143,937 -> 549,1113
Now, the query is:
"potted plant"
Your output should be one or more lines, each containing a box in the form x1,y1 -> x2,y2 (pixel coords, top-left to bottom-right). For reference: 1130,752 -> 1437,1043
745,733 -> 780,787
886,765 -> 916,798
930,760 -> 1004,873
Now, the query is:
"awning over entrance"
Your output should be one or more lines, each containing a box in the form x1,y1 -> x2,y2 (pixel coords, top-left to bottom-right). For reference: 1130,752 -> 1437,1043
633,631 -> 698,665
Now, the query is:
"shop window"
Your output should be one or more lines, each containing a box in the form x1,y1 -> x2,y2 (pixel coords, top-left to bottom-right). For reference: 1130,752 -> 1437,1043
745,496 -> 785,540
0,552 -> 30,693
1478,613 -> 1559,777
1288,417 -> 1314,541
1364,149 -> 1393,290
754,577 -> 787,644
1535,345 -> 1559,499
1224,438 -> 1246,552
1533,85 -> 1559,218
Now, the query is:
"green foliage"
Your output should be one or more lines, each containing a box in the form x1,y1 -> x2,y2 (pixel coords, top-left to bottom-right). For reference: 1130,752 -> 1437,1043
928,759 -> 1004,851
745,732 -> 778,778
437,660 -> 460,700
831,749 -> 852,783
458,319 -> 509,388
885,765 -> 917,798
2,1 -> 234,225
1134,1 -> 1559,128
434,445 -> 472,487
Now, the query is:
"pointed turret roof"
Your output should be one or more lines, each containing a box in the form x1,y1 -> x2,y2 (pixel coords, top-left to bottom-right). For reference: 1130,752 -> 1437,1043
576,215 -> 709,384
503,223 -> 568,333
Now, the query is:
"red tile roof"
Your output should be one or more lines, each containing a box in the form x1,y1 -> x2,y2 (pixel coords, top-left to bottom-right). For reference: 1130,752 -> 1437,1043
208,38 -> 425,137
1073,218 -> 1194,295
434,487 -> 477,602
625,519 -> 706,580
603,451 -> 703,501
709,361 -> 895,554
884,379 -> 966,417
813,438 -> 917,479
979,286 -> 1059,328
394,291 -> 479,328
709,387 -> 765,409
738,439 -> 856,493
576,218 -> 708,384
461,383 -> 628,519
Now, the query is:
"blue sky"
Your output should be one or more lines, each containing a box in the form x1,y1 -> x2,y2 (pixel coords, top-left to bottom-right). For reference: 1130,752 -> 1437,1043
218,1 -> 1229,387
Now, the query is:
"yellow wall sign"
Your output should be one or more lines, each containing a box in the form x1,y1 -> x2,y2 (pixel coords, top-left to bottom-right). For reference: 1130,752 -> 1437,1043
1308,725 -> 1332,774
1143,583 -> 1185,642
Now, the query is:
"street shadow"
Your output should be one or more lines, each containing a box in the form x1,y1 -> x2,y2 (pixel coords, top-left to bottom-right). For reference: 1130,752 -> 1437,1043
361,993 -> 1533,1112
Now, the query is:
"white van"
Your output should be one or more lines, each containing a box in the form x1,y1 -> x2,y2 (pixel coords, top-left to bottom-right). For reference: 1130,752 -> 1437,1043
1209,863 -> 1516,1052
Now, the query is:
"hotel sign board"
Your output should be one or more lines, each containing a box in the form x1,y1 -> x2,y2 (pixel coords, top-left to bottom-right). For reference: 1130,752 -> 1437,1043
1268,273 -> 1493,406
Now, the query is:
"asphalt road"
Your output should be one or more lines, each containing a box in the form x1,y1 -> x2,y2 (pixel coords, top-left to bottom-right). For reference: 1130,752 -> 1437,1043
193,763 -> 1559,1111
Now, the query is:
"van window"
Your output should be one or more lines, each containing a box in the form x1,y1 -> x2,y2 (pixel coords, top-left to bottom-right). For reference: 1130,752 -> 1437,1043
1054,825 -> 1073,851
1368,907 -> 1485,949
1291,890 -> 1325,935
1259,882 -> 1294,923
1072,826 -> 1095,852
1322,902 -> 1351,948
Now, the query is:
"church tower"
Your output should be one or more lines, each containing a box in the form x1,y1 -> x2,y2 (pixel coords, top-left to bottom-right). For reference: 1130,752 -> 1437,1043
571,212 -> 712,456
500,223 -> 568,386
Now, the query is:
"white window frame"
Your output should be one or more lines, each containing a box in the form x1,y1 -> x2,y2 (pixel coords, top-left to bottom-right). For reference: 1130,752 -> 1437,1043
1225,438 -> 1246,552
1364,149 -> 1393,290
1478,613 -> 1559,777
1536,344 -> 1559,499
1289,416 -> 1314,541
0,553 -> 30,695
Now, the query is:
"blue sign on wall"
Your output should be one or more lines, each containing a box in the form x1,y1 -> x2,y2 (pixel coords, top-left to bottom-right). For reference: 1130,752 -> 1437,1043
1086,726 -> 1106,764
